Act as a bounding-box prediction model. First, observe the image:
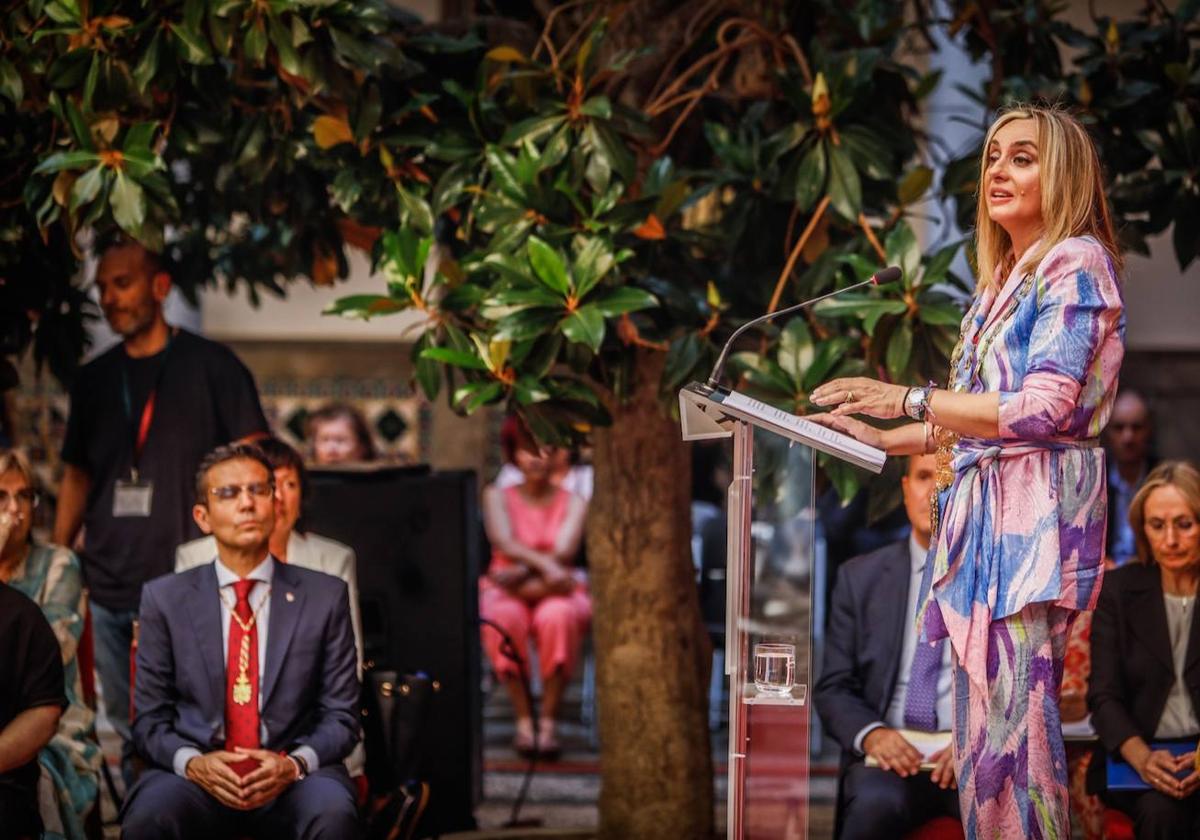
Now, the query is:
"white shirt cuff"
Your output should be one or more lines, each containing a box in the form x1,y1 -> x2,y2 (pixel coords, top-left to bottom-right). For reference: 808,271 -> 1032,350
291,745 -> 320,775
173,746 -> 203,778
853,722 -> 886,756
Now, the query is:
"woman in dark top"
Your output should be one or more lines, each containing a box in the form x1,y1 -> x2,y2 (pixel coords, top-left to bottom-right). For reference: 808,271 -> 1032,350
1089,460 -> 1200,839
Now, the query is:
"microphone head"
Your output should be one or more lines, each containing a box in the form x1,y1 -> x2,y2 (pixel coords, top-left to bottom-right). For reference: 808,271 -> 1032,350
872,266 -> 902,285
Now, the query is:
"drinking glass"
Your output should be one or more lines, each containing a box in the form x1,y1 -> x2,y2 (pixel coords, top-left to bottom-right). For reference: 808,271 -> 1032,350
753,642 -> 796,696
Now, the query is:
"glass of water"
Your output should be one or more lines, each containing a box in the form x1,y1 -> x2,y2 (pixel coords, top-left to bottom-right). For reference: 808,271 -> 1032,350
753,642 -> 796,696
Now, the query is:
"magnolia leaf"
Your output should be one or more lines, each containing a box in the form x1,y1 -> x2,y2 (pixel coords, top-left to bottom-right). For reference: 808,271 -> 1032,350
33,150 -> 100,175
898,166 -> 933,205
111,174 -> 146,233
778,319 -> 815,384
69,166 -> 105,212
0,58 -> 23,105
560,304 -> 605,352
632,214 -> 666,240
794,141 -> 826,211
885,319 -> 913,382
527,236 -> 570,296
826,142 -> 862,221
312,115 -> 354,149
485,45 -> 526,63
420,347 -> 489,370
589,287 -> 656,317
884,222 -> 921,287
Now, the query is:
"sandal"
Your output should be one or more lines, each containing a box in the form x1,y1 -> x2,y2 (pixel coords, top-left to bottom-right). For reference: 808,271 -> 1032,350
513,718 -> 536,757
536,718 -> 562,760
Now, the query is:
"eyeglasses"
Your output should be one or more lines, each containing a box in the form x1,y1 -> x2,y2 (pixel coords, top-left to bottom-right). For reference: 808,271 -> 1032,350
208,482 -> 274,502
0,488 -> 38,508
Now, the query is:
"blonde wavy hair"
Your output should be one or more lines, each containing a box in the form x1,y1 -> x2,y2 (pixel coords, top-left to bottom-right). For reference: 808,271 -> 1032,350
1129,461 -> 1200,566
974,104 -> 1123,290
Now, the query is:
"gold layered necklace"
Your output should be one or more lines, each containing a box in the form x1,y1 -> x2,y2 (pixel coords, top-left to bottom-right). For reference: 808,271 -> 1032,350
221,585 -> 270,706
930,273 -> 1036,538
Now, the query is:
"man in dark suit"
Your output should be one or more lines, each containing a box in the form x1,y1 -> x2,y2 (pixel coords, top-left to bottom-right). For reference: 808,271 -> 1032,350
120,443 -> 361,839
815,453 -> 959,839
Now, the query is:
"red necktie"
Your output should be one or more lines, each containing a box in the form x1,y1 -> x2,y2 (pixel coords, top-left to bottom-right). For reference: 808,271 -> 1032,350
225,578 -> 261,776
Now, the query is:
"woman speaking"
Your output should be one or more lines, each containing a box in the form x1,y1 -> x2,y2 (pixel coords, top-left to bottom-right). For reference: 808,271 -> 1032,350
809,105 -> 1126,837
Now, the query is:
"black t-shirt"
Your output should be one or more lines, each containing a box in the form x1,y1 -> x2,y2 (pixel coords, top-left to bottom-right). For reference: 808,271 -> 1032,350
0,584 -> 66,801
61,329 -> 268,610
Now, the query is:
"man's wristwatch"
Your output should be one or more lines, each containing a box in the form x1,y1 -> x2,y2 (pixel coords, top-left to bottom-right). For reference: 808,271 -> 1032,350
286,752 -> 308,781
904,384 -> 934,421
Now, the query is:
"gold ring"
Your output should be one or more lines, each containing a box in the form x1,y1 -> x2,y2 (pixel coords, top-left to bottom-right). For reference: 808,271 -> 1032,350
845,390 -> 854,403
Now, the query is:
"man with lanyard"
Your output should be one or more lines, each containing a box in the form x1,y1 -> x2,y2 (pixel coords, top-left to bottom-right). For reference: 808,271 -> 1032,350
55,238 -> 267,786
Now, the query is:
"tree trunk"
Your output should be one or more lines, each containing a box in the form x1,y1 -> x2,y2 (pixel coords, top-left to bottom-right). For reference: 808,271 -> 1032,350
587,351 -> 714,838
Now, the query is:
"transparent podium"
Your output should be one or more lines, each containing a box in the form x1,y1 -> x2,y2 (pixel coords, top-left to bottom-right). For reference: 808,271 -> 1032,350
680,383 -> 885,839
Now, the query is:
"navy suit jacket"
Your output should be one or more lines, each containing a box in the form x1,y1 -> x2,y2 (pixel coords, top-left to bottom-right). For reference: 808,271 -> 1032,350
132,559 -> 360,772
814,540 -> 912,767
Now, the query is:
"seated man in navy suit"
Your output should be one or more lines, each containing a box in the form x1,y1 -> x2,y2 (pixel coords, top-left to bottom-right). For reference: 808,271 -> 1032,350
814,453 -> 959,839
121,443 -> 361,839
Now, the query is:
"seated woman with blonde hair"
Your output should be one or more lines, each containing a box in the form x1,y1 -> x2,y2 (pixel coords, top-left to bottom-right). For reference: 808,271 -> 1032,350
1089,460 -> 1200,839
0,450 -> 100,840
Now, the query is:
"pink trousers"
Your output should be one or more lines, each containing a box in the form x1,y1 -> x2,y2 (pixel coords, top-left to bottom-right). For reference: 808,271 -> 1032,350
479,581 -> 591,682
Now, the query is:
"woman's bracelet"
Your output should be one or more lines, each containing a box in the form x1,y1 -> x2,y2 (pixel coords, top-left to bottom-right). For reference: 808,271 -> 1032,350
922,421 -> 931,454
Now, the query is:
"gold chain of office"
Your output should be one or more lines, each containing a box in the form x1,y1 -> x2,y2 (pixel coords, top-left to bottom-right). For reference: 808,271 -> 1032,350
220,586 -> 271,706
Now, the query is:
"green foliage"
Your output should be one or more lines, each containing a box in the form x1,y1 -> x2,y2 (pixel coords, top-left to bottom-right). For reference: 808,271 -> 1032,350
945,1 -> 1200,270
319,6 -> 966,503
8,1 -> 1195,500
1,0 -> 417,383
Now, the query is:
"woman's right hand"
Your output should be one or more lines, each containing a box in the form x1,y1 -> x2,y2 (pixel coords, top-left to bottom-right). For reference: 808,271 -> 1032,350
804,412 -> 887,450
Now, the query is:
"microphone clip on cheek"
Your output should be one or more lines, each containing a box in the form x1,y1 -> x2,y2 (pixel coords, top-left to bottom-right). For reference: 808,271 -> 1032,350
705,265 -> 902,390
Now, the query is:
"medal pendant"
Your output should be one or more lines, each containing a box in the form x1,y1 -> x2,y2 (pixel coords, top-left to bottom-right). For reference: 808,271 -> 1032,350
233,674 -> 252,705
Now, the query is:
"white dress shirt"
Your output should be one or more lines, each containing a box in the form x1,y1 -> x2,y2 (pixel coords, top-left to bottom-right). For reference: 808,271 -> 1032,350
853,534 -> 954,754
172,556 -> 319,778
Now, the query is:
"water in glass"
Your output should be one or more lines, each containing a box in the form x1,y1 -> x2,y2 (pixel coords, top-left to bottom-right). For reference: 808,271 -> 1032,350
753,642 -> 795,696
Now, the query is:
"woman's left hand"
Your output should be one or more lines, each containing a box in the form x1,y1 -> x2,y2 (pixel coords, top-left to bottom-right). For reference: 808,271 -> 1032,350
811,377 -> 908,419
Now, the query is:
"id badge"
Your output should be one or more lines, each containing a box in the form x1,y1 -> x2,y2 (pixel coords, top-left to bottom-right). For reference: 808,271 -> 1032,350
113,479 -> 154,517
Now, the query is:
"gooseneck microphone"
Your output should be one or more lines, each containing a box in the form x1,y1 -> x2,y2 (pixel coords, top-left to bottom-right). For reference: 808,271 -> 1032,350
705,265 -> 902,389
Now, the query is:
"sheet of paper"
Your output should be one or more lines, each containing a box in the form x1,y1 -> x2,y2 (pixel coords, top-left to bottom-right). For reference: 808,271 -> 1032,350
1061,715 -> 1097,740
715,389 -> 886,473
864,729 -> 951,771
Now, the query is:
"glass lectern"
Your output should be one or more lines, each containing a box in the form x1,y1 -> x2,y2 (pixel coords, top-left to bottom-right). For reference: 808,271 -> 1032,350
680,382 -> 886,839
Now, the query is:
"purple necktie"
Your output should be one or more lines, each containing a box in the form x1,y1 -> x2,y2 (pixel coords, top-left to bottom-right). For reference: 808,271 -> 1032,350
903,635 -> 945,731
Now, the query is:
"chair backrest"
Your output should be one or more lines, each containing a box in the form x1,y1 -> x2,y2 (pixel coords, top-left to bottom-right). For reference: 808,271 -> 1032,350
78,594 -> 97,709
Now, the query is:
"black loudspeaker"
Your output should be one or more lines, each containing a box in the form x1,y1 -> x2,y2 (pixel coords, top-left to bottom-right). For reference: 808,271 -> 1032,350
305,466 -> 482,837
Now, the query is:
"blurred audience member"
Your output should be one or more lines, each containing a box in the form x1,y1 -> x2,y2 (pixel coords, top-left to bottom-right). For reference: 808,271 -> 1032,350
0,452 -> 100,840
1089,461 -> 1200,838
121,444 -> 360,839
0,583 -> 65,839
494,416 -> 592,500
308,403 -> 377,465
815,454 -> 959,839
1105,389 -> 1156,567
54,237 -> 267,782
480,420 -> 590,758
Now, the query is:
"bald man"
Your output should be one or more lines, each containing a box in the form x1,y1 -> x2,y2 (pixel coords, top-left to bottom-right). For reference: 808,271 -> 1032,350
1103,390 -> 1155,566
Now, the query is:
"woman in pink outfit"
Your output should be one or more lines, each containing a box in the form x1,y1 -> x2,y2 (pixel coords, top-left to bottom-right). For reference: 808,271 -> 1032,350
480,422 -> 590,757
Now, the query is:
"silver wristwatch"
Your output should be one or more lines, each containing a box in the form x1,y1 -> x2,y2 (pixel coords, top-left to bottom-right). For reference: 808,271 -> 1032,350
904,385 -> 933,421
